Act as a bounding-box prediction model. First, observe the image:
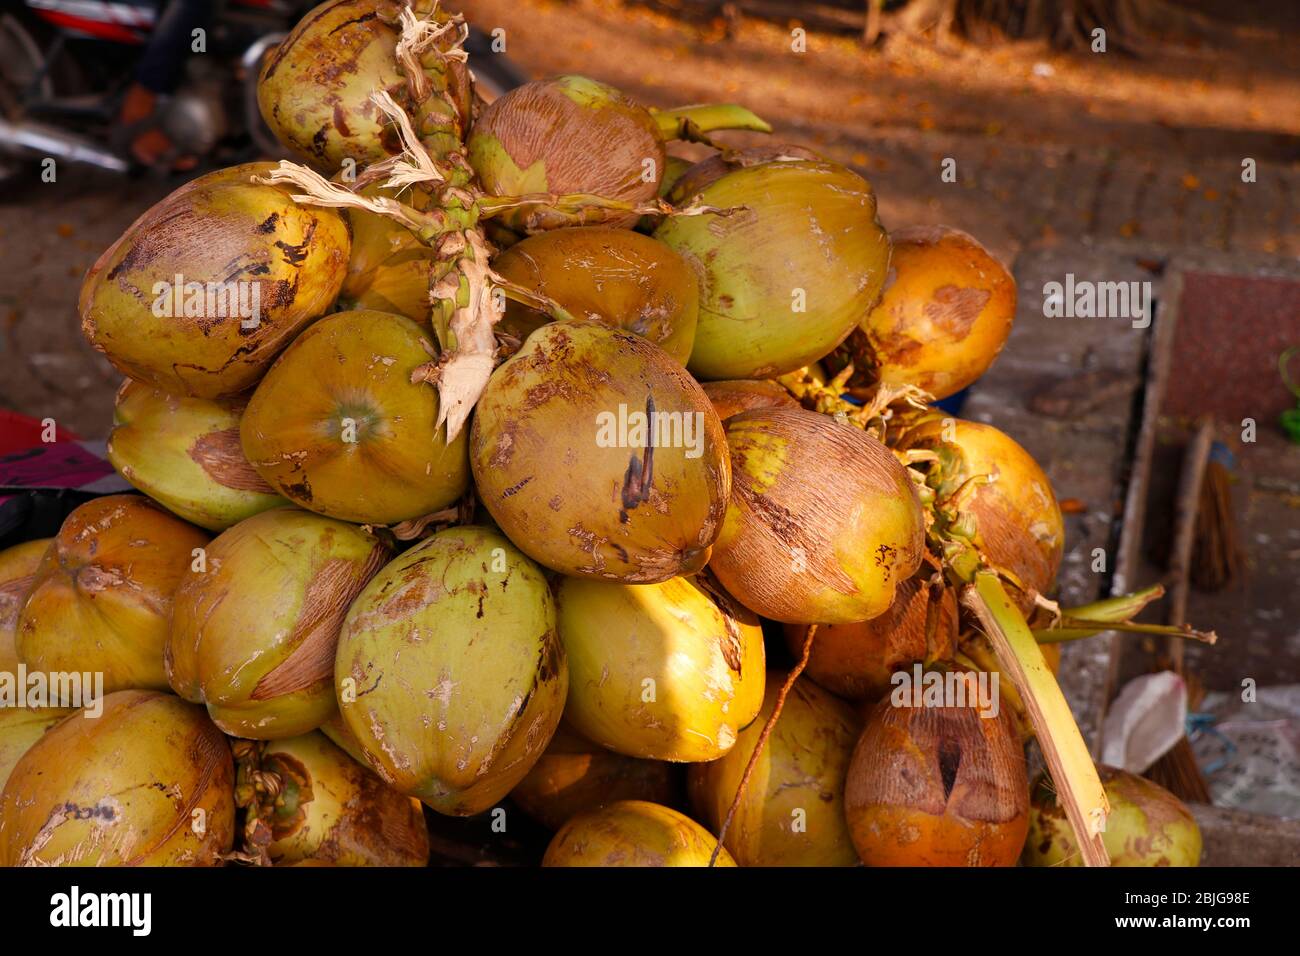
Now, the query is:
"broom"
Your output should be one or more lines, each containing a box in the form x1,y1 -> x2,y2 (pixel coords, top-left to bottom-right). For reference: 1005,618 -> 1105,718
1190,440 -> 1242,591
1146,420 -> 1214,804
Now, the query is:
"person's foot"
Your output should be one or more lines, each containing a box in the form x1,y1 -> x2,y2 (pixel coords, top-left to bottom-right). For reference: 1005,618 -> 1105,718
128,127 -> 199,170
119,84 -> 199,171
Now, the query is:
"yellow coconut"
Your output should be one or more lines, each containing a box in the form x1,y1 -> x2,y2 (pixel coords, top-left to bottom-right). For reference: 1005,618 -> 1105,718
710,407 -> 925,624
689,672 -> 861,866
0,691 -> 235,866
542,800 -> 735,867
240,309 -> 470,525
78,163 -> 349,398
834,225 -> 1016,400
556,574 -> 765,762
701,379 -> 800,421
845,690 -> 1029,867
470,319 -> 729,583
895,414 -> 1063,610
0,539 -> 50,677
492,227 -> 699,364
0,706 -> 73,792
338,183 -> 441,323
783,576 -> 959,702
107,380 -> 286,531
237,732 -> 429,867
17,496 -> 209,693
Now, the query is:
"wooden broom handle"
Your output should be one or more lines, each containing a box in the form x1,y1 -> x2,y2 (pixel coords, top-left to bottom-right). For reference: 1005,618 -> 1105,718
1167,419 -> 1214,669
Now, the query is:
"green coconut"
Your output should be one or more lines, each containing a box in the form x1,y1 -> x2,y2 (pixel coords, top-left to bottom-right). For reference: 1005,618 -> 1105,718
107,380 -> 287,531
468,75 -> 666,231
240,309 -> 470,525
79,162 -> 349,399
470,319 -> 730,583
257,0 -> 472,172
168,507 -> 390,739
492,227 -> 699,364
1024,766 -> 1203,867
655,149 -> 891,380
334,526 -> 567,815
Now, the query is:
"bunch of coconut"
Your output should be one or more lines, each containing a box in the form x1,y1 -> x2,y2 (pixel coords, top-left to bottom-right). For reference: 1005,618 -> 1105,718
0,0 -> 1207,869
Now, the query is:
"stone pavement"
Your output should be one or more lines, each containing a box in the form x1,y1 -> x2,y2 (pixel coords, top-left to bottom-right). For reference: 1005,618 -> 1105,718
812,123 -> 1300,266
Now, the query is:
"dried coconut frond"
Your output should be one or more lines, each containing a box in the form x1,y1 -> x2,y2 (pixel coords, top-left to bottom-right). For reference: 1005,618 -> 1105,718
254,162 -> 427,231
369,89 -> 443,191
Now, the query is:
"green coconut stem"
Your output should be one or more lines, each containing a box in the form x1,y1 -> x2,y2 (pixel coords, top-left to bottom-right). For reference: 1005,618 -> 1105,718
962,571 -> 1110,867
1036,618 -> 1217,645
1036,585 -> 1164,630
1034,616 -> 1216,647
384,3 -> 472,178
1030,584 -> 1216,644
495,278 -> 578,324
708,624 -> 818,868
652,104 -> 773,141
954,637 -> 1032,731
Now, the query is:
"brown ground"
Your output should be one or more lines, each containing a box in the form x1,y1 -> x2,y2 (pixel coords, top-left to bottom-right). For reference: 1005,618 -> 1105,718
2,0 -> 1298,437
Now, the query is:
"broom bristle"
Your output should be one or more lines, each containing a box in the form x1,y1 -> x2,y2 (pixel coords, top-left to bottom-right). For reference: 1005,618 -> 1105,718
1191,450 -> 1242,592
1146,737 -> 1212,803
1145,671 -> 1211,803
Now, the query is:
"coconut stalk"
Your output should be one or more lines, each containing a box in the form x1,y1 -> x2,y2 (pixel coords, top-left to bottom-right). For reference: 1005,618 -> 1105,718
963,571 -> 1110,867
650,104 -> 773,143
1031,584 -> 1217,645
257,4 -> 739,443
778,369 -> 1123,865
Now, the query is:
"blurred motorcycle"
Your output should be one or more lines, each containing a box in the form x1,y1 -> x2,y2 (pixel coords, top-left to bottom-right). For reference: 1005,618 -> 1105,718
0,0 -> 527,185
